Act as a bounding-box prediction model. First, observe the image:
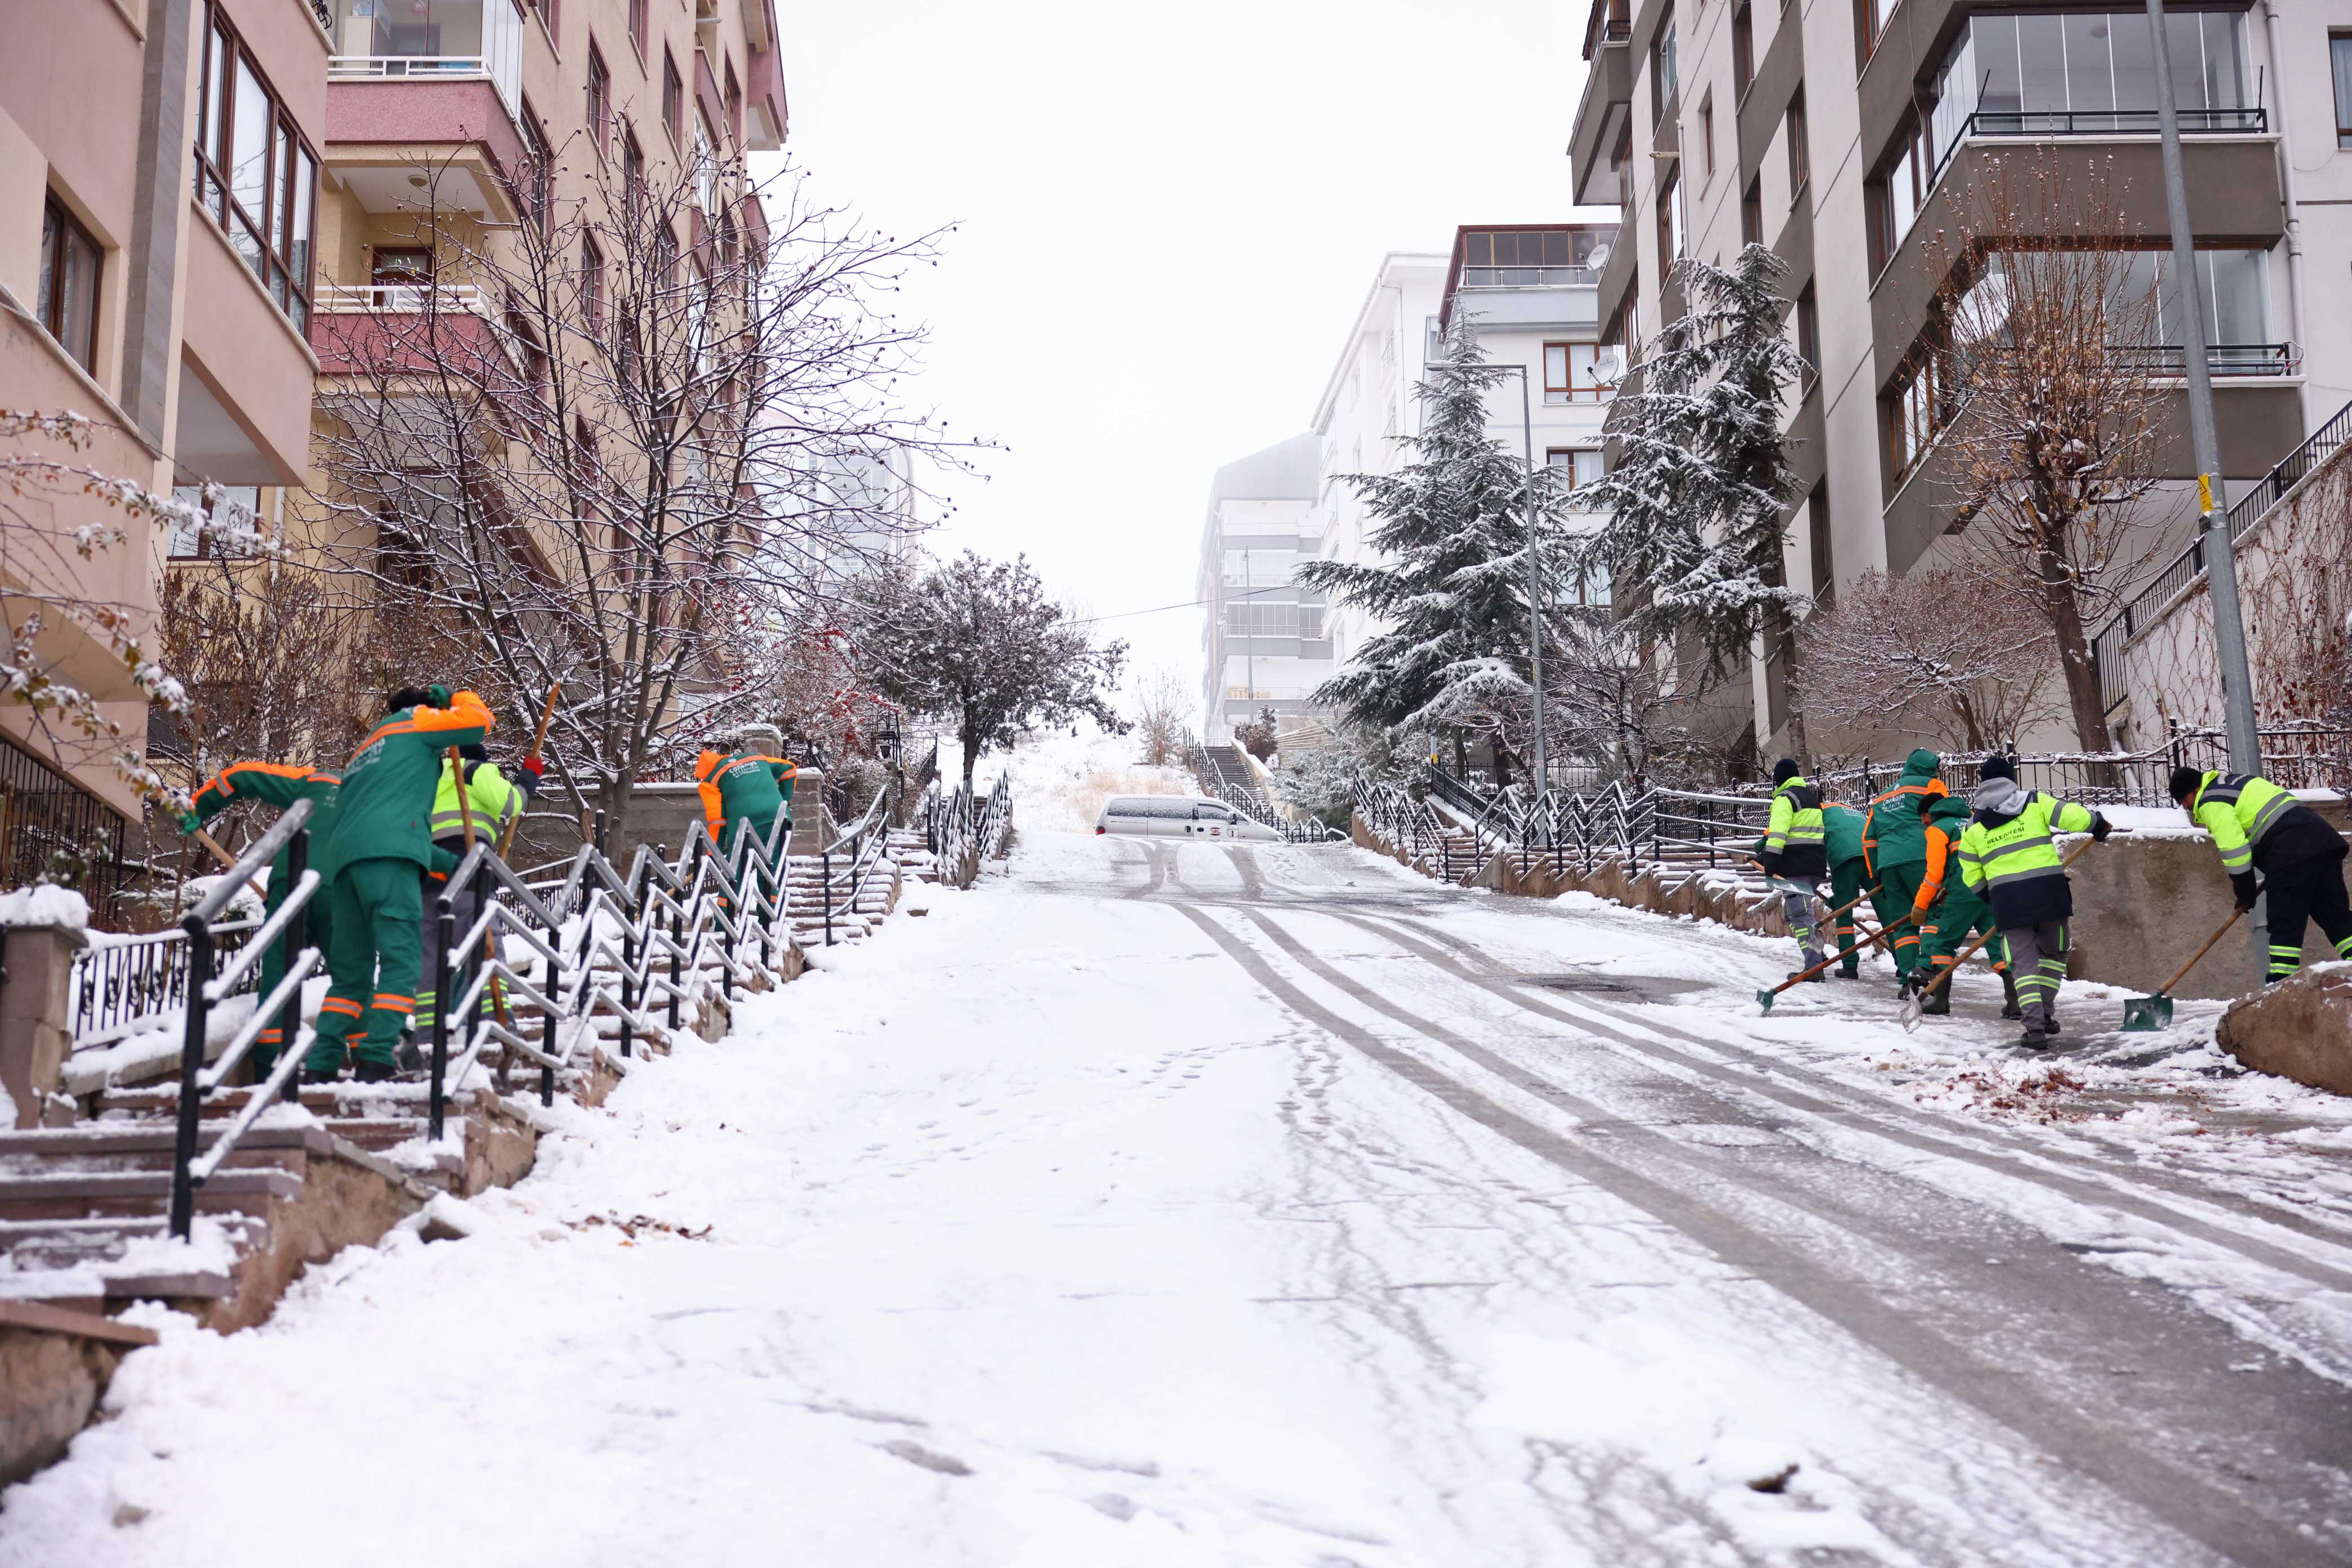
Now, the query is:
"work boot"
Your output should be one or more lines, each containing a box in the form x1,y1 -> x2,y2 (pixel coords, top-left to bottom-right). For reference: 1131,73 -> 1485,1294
351,1057 -> 399,1084
2016,1026 -> 2052,1049
299,1065 -> 343,1085
2044,1008 -> 2063,1037
395,1031 -> 425,1073
1920,983 -> 1950,1017
2000,973 -> 2023,1021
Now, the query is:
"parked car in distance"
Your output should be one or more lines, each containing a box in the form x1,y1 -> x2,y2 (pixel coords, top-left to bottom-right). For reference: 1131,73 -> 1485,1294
1095,796 -> 1280,841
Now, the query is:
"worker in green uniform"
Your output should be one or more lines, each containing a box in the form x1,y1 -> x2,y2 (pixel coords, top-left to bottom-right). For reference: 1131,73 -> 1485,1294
1821,800 -> 1873,979
1955,756 -> 2112,1047
1864,749 -> 1946,992
693,728 -> 798,863
413,742 -> 545,1038
2171,765 -> 2352,981
313,685 -> 495,1081
1758,759 -> 1830,981
1911,790 -> 2020,1019
181,762 -> 342,1075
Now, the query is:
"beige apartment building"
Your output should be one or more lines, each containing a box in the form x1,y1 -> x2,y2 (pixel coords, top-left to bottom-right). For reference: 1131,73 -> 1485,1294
1571,0 -> 2352,755
1,0 -> 329,906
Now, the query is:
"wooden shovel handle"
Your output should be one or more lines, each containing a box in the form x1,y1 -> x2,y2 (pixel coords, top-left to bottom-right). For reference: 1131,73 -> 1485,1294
2154,906 -> 2246,997
191,826 -> 270,901
1772,908 -> 1917,995
497,682 -> 560,859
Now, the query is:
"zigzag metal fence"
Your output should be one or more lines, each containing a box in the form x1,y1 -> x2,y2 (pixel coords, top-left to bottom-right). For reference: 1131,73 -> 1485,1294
917,773 -> 1015,888
153,778 -> 986,1240
1188,746 -> 1345,844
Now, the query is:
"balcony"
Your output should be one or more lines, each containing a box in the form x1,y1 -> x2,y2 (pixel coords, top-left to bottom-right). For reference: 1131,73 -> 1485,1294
308,283 -> 524,378
1440,228 -> 1612,331
323,0 -> 524,117
1570,0 -> 1632,207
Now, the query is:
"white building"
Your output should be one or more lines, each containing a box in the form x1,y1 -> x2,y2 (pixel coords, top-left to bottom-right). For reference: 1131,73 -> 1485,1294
1306,228 -> 1622,696
1197,434 -> 1325,743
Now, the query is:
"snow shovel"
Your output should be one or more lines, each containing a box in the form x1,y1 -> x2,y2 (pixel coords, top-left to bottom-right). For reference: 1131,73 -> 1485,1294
1901,838 -> 2099,1031
1758,910 -> 1916,1013
2121,906 -> 2245,1032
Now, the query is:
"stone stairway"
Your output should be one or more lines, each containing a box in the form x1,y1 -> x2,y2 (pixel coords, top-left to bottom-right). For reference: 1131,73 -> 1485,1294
888,827 -> 940,884
786,853 -> 901,945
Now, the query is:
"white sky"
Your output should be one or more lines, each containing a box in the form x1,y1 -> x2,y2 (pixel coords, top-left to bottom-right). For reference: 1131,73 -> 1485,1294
772,0 -> 1605,709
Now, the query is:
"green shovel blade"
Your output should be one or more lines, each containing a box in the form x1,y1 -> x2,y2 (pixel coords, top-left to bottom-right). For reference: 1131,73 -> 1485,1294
2120,994 -> 2173,1032
1756,988 -> 1776,1014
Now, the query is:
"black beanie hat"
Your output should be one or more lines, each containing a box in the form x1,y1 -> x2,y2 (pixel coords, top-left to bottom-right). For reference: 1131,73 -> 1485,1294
1979,755 -> 2016,782
2168,764 -> 2205,804
1772,758 -> 1801,784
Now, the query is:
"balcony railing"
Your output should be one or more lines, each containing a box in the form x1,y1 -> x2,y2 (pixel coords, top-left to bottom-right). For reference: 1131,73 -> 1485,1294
1458,265 -> 1600,288
324,0 -> 526,120
316,282 -> 497,315
1926,108 -> 2267,210
2106,342 -> 2300,378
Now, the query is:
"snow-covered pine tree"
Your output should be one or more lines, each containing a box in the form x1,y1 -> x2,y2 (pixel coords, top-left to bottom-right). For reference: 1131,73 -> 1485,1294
1571,244 -> 1806,700
1296,318 -> 1565,775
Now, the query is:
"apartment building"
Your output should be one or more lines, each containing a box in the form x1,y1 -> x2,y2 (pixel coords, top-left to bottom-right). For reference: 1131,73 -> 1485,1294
1,0 -> 329,901
1300,228 -> 1619,724
1572,0 -> 2352,754
1197,433 -> 1324,743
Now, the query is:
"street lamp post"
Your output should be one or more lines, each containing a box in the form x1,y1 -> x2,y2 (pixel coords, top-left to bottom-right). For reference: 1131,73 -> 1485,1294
2148,0 -> 2266,980
1426,360 -> 1548,791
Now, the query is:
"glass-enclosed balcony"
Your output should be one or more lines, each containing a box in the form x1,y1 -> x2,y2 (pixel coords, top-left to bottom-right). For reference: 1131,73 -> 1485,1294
324,0 -> 524,121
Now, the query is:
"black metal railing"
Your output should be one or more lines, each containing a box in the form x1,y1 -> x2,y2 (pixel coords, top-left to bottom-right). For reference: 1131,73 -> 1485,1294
0,732 -> 131,925
1188,745 -> 1340,844
1928,106 -> 2266,198
72,918 -> 262,1050
2092,394 -> 2352,712
813,792 -> 892,947
168,800 -> 325,1239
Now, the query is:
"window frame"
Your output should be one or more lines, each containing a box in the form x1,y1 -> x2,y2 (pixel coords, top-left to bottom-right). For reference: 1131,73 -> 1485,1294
586,41 -> 611,158
1786,90 -> 1810,199
627,0 -> 648,60
1856,0 -> 1887,66
2334,33 -> 2352,147
190,2 -> 318,333
1795,283 -> 1820,391
1699,91 -> 1716,180
38,193 -> 103,375
663,48 -> 683,145
1806,485 -> 1834,608
1741,177 -> 1763,246
580,233 -> 604,334
1651,15 -> 1678,126
1732,1 -> 1754,96
519,101 -> 552,239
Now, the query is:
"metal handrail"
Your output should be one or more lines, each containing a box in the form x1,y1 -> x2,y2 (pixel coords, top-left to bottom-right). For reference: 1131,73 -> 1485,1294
1926,106 -> 2267,202
314,283 -> 497,314
168,799 -> 323,1240
2092,393 -> 2352,712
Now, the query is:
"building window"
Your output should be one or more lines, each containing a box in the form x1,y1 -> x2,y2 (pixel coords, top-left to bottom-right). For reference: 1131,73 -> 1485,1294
1544,342 -> 1616,402
1795,283 -> 1819,389
580,234 -> 604,333
1699,92 -> 1716,179
628,0 -> 647,55
1732,1 -> 1754,93
587,43 -> 610,154
1741,177 -> 1763,245
540,0 -> 558,46
2336,34 -> 2352,146
724,60 -> 742,146
1651,16 -> 1678,123
1856,0 -> 1886,66
1547,448 -> 1605,489
1807,485 -> 1833,608
1658,166 -> 1685,265
167,485 -> 260,559
1786,91 -> 1808,196
1460,229 -> 1600,286
519,104 -> 551,238
371,246 -> 431,286
1887,350 -> 1952,482
622,131 -> 644,224
1878,113 -> 1930,263
193,4 -> 318,332
663,49 -> 683,143
37,195 -> 102,375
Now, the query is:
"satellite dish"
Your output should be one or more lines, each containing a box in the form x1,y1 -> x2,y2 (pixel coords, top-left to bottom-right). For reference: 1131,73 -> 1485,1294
1588,243 -> 1612,271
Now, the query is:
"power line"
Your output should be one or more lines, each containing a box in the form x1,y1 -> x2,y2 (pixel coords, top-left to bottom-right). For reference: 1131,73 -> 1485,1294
1075,581 -> 1303,624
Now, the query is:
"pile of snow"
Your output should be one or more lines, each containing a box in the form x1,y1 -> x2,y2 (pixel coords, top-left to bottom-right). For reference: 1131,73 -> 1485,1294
0,884 -> 89,930
944,723 -> 1196,835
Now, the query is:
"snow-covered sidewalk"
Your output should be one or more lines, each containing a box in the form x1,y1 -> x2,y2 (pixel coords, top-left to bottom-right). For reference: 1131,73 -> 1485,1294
6,831 -> 2350,1566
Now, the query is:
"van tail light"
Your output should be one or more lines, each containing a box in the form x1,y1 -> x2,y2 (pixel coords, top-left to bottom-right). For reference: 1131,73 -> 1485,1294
1096,825 -> 1105,834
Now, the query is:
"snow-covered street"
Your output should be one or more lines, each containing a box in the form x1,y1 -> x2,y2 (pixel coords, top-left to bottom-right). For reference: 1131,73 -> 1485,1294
8,830 -> 2352,1566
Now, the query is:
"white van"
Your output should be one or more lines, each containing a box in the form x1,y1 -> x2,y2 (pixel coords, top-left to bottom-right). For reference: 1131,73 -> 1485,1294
1095,796 -> 1279,841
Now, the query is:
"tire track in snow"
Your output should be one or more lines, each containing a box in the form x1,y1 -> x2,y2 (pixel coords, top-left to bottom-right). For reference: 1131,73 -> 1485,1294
1344,909 -> 2352,1289
1171,899 -> 2352,1567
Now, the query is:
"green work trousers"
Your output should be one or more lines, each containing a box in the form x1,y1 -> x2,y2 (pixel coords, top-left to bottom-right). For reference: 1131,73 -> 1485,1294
1828,858 -> 1871,976
1872,863 -> 1927,978
253,891 -> 330,1076
1918,887 -> 2007,979
311,857 -> 423,1070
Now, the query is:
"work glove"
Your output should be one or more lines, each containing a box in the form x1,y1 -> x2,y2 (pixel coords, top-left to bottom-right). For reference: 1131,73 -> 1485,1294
520,755 -> 545,777
1758,850 -> 1781,878
427,683 -> 453,709
2231,871 -> 2261,911
2090,813 -> 2113,843
175,809 -> 202,836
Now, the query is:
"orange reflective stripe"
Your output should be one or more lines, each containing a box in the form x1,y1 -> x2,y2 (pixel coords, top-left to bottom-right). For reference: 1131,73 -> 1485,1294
228,761 -> 317,783
320,997 -> 364,1017
349,719 -> 420,760
372,994 -> 415,1013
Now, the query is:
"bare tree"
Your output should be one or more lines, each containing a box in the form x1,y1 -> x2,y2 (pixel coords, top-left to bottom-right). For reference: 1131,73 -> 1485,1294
1793,566 -> 2059,751
1131,667 -> 1195,768
309,136 -> 974,837
0,410 -> 267,806
1921,154 -> 2172,750
1537,606 -> 1732,787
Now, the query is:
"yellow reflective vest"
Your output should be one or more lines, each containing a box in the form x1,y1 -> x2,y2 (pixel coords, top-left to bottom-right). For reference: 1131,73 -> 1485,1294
2186,770 -> 2298,876
429,759 -> 526,844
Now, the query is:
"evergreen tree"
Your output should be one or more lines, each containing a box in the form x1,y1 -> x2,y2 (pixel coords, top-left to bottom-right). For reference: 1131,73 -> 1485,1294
1297,320 -> 1563,764
1572,245 -> 1806,689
